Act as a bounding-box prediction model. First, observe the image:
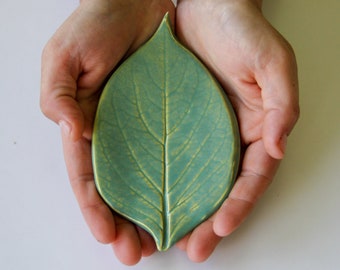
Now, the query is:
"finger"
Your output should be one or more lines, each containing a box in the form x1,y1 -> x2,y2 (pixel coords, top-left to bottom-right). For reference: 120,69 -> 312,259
175,234 -> 190,251
136,226 -> 157,257
40,16 -> 115,141
61,127 -> 116,244
40,34 -> 86,140
214,140 -> 280,237
257,42 -> 300,159
185,219 -> 222,263
112,216 -> 142,266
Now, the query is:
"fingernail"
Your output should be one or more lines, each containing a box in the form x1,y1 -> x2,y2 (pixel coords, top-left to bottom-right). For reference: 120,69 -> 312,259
59,120 -> 71,137
280,134 -> 288,156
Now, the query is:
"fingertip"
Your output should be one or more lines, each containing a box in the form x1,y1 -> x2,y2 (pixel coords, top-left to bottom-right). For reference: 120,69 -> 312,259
136,227 -> 157,257
213,220 -> 231,238
80,202 -> 117,245
262,109 -> 289,160
59,120 -> 85,143
213,198 -> 253,237
59,120 -> 72,137
186,221 -> 221,263
213,208 -> 234,237
112,221 -> 142,266
93,227 -> 116,245
278,134 -> 287,158
58,114 -> 85,142
112,243 -> 141,266
176,234 -> 190,251
213,218 -> 238,238
263,133 -> 286,160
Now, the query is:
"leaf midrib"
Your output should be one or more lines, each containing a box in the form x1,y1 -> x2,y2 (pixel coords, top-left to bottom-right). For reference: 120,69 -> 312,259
161,23 -> 170,250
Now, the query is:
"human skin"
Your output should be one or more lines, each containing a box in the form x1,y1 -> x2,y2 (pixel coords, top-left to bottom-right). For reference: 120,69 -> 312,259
40,0 -> 299,265
41,0 -> 175,265
175,0 -> 299,262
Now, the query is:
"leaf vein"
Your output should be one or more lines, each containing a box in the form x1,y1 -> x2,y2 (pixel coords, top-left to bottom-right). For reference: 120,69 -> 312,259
97,134 -> 162,216
169,102 -> 224,192
168,75 -> 200,136
134,78 -> 163,144
167,81 -> 214,168
111,96 -> 162,195
170,138 -> 228,214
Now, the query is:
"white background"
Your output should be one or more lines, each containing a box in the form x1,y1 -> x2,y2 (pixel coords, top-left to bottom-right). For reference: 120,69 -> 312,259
1,0 -> 339,269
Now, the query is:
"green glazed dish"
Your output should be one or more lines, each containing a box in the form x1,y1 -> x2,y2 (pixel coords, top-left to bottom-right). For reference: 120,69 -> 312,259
92,14 -> 240,251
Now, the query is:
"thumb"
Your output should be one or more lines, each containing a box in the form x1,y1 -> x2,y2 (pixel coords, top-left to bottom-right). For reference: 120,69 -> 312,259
262,108 -> 291,159
259,48 -> 299,159
40,42 -> 85,141
45,93 -> 85,141
40,77 -> 85,141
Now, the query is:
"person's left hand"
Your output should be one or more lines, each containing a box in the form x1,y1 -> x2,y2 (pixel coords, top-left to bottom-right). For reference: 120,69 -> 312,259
175,0 -> 299,262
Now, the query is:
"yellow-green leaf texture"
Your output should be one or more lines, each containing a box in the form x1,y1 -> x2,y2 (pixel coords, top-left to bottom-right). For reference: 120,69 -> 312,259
92,14 -> 240,251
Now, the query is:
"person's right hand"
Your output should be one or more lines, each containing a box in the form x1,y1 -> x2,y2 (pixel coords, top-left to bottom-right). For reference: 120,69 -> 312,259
40,0 -> 175,265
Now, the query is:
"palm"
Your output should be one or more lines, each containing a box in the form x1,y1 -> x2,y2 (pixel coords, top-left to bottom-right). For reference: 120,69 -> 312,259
177,0 -> 278,148
43,1 -> 175,140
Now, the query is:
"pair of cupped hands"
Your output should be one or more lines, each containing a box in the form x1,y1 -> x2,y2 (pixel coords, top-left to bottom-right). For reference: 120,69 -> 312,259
40,0 -> 299,265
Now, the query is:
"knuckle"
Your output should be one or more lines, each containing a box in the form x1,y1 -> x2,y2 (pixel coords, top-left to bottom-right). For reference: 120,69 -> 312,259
39,96 -> 53,120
